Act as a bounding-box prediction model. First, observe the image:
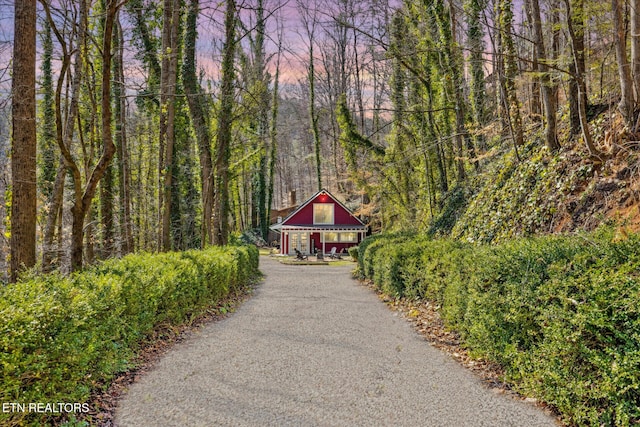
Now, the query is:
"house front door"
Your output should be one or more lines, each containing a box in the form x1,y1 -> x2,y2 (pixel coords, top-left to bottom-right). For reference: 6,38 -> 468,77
289,232 -> 309,255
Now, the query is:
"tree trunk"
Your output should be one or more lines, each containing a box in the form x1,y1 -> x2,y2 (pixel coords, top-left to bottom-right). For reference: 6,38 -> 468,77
114,16 -> 134,254
183,0 -> 214,247
568,0 -> 587,138
42,0 -> 84,271
611,0 -> 636,128
266,25 -> 283,245
127,0 -> 162,89
213,0 -> 236,246
565,0 -> 602,158
10,0 -> 37,282
448,1 -> 473,176
631,0 -> 640,110
250,0 -> 271,241
466,0 -> 488,152
500,0 -> 524,148
297,0 -> 323,191
528,0 -> 560,151
69,0 -> 120,271
309,44 -> 323,191
40,17 -> 57,199
100,162 -> 115,257
41,19 -> 64,272
42,164 -> 65,271
158,0 -> 181,251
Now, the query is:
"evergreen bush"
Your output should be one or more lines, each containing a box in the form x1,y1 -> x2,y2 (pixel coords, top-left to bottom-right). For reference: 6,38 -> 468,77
0,244 -> 259,426
358,232 -> 640,426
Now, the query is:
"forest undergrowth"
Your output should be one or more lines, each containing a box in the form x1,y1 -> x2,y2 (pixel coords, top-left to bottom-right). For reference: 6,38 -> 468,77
428,105 -> 640,243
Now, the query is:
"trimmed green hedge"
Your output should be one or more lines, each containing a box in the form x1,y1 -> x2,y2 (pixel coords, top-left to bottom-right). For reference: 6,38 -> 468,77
358,232 -> 640,426
0,244 -> 259,426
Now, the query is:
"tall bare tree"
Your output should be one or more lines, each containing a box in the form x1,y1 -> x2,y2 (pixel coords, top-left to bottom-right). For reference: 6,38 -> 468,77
297,0 -> 323,191
632,0 -> 640,112
41,0 -> 86,271
114,13 -> 135,254
566,0 -> 587,138
10,0 -> 37,281
68,0 -> 122,270
611,0 -> 636,128
564,0 -> 602,157
528,0 -> 560,151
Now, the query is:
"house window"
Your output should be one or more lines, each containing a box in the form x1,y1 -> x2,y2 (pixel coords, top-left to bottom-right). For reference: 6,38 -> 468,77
321,232 -> 358,243
313,203 -> 334,224
322,232 -> 339,242
340,232 -> 358,242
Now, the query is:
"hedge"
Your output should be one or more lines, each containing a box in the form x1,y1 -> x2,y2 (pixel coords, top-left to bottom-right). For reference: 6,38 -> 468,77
0,244 -> 259,426
357,231 -> 640,426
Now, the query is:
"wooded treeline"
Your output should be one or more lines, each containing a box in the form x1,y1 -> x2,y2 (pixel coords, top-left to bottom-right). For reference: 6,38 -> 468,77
3,0 -> 640,280
336,0 -> 640,233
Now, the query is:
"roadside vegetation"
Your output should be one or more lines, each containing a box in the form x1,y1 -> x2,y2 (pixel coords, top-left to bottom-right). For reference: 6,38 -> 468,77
354,231 -> 640,426
0,244 -> 259,426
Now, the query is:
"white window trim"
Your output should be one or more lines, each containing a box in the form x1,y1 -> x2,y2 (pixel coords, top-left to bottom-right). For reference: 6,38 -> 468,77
320,232 -> 358,243
313,203 -> 334,225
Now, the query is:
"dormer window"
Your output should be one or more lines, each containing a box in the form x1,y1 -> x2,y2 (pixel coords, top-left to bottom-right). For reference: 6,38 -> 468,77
313,203 -> 334,224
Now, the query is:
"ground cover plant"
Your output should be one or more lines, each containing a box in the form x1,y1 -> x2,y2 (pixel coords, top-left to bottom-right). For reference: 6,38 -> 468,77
0,244 -> 259,426
356,231 -> 640,426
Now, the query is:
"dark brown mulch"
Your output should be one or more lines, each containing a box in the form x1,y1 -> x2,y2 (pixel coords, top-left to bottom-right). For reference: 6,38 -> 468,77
67,284 -> 259,427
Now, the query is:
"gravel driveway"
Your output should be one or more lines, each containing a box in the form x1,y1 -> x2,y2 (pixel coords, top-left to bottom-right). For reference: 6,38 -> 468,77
115,256 -> 558,426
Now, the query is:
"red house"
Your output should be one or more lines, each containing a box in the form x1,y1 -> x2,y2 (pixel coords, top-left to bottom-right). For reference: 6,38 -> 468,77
271,189 -> 367,256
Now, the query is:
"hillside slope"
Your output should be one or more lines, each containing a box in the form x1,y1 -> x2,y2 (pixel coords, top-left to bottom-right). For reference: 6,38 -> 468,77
430,108 -> 640,243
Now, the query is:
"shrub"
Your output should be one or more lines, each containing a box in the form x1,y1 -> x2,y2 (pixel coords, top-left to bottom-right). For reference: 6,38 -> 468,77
347,246 -> 359,261
0,244 -> 259,426
357,232 -> 640,425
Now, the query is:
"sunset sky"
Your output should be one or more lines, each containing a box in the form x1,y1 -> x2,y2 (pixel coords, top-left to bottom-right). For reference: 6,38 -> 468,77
0,0 -> 368,101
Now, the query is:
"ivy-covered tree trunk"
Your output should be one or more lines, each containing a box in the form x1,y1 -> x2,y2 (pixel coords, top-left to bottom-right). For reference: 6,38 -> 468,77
158,0 -> 181,252
528,0 -> 560,151
449,0 -> 474,175
127,0 -> 162,99
388,11 -> 416,223
100,157 -> 115,257
465,0 -> 487,153
41,17 -> 66,272
213,0 -> 236,246
39,18 -> 57,199
183,0 -> 214,246
10,0 -> 37,282
309,40 -> 322,191
249,0 -> 271,241
497,0 -> 524,150
267,36 -> 282,244
567,0 -> 587,138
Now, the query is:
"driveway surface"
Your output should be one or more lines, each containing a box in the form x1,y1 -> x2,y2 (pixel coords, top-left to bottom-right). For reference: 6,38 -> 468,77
115,256 -> 558,426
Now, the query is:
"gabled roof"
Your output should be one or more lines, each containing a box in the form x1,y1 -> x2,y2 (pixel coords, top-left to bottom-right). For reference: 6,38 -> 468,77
278,188 -> 366,227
